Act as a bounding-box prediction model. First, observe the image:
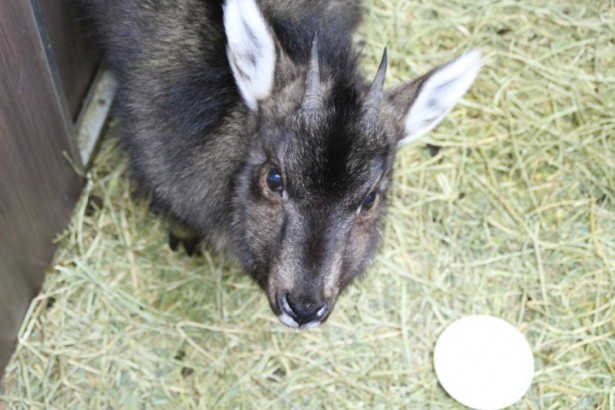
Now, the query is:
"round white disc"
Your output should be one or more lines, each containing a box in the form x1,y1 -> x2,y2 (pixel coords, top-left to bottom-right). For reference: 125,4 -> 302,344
433,315 -> 534,410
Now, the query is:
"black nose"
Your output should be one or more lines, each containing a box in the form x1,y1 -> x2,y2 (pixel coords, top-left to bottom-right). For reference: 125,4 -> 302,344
281,294 -> 328,326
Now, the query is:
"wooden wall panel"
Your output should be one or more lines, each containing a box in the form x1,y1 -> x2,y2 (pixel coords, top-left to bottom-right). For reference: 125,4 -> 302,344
38,0 -> 101,120
0,0 -> 84,376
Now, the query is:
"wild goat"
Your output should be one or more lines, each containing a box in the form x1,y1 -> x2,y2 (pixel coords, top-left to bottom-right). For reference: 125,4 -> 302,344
83,0 -> 481,329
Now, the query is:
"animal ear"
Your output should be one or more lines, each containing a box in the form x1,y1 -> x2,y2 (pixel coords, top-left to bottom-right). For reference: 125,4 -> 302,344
223,0 -> 276,111
385,50 -> 482,147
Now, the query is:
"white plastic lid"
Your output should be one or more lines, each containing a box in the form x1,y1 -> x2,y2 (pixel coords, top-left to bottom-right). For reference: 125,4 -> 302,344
433,315 -> 534,410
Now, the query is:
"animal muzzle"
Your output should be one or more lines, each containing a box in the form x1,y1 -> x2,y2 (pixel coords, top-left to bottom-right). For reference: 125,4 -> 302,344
277,293 -> 331,329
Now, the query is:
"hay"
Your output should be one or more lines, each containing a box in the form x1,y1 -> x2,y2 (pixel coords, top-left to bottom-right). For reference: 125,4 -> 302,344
2,0 -> 614,408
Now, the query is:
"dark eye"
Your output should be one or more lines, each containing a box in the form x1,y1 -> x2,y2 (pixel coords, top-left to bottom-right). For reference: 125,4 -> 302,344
362,191 -> 377,210
266,168 -> 283,192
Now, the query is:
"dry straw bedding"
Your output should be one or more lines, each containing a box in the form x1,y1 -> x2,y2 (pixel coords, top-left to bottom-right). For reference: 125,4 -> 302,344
1,0 -> 614,408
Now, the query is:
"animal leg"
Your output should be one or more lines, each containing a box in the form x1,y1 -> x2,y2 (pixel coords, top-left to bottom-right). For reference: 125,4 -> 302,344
168,220 -> 202,257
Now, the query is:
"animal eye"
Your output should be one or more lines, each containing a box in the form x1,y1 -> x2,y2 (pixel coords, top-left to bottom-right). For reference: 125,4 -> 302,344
266,168 -> 283,192
362,192 -> 377,211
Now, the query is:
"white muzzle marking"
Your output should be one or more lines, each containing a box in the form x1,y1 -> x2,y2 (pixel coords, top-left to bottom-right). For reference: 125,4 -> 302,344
278,313 -> 322,330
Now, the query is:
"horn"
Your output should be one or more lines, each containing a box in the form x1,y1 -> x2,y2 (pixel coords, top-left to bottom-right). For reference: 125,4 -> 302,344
363,48 -> 388,123
301,35 -> 323,111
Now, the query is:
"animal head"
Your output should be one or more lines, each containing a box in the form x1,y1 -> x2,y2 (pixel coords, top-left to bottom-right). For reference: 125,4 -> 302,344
224,0 -> 481,329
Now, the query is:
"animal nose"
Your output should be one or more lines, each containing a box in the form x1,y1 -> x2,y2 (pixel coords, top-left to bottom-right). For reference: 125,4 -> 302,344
281,293 -> 328,326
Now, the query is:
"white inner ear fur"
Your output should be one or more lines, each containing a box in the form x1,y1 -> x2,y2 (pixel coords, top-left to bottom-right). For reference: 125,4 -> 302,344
223,0 -> 276,111
399,49 -> 482,148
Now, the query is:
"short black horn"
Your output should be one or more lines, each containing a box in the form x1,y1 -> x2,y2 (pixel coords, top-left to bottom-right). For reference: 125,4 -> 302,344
301,35 -> 323,112
363,48 -> 388,124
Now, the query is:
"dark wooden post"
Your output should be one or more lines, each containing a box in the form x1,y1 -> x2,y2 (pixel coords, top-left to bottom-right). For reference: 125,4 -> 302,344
0,0 -> 100,376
